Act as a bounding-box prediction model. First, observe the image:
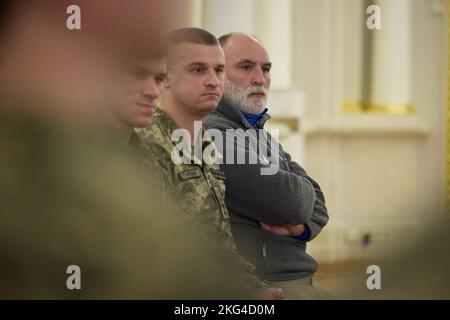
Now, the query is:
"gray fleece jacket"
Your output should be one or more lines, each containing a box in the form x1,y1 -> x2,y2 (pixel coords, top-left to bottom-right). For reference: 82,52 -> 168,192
204,99 -> 329,281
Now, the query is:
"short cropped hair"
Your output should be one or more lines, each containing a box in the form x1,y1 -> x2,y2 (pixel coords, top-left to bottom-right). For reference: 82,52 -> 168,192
218,33 -> 234,47
167,27 -> 219,46
218,32 -> 260,47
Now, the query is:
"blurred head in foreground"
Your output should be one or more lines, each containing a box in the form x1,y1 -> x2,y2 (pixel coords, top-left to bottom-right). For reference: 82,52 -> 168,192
0,0 -> 171,123
0,1 -> 250,299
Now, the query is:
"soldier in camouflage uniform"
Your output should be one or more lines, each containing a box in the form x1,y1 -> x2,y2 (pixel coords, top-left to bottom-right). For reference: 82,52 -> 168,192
137,28 -> 283,299
139,109 -> 235,241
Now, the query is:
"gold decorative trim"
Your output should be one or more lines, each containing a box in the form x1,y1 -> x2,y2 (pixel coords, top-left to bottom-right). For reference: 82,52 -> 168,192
341,101 -> 414,115
268,117 -> 300,132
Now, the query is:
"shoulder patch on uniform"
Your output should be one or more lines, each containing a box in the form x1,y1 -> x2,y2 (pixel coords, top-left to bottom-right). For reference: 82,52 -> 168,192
178,168 -> 203,180
211,169 -> 226,181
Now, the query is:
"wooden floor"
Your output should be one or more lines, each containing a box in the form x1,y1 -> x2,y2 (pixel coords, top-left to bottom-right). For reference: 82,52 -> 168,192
313,259 -> 371,299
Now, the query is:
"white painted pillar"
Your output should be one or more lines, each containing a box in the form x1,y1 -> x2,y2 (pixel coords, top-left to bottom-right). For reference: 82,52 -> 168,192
370,0 -> 411,104
257,0 -> 293,88
169,0 -> 204,29
202,0 -> 257,37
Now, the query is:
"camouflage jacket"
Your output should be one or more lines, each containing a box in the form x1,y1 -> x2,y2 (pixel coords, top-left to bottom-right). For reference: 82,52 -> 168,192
137,109 -> 267,292
128,129 -> 169,192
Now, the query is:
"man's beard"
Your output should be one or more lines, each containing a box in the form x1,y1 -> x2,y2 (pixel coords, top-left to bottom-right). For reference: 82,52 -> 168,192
223,79 -> 269,115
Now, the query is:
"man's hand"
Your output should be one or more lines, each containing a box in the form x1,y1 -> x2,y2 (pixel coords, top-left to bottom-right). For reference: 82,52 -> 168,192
253,287 -> 284,300
260,222 -> 305,237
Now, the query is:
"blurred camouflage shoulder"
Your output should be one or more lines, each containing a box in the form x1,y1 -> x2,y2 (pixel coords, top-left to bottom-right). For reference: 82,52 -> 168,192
0,110 -> 251,299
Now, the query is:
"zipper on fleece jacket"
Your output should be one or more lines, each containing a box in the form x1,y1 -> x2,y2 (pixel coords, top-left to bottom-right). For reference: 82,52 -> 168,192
261,236 -> 270,269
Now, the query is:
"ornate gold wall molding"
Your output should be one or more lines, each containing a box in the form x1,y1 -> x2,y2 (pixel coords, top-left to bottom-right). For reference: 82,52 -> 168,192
341,101 -> 414,115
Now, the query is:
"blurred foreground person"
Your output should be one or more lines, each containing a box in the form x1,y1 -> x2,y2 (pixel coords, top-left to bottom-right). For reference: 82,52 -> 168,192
0,1 -> 253,299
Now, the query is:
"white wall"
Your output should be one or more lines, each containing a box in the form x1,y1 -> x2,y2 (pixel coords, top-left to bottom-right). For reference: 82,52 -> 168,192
293,0 -> 447,261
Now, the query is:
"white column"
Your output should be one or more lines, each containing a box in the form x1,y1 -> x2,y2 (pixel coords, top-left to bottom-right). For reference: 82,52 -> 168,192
370,0 -> 411,104
257,0 -> 293,88
189,0 -> 204,28
170,0 -> 204,29
202,0 -> 257,37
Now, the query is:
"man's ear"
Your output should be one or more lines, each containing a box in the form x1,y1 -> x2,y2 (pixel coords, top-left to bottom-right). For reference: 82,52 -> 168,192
163,74 -> 171,89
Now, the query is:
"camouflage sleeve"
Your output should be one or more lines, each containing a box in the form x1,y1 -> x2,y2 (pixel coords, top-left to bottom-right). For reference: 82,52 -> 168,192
136,128 -> 268,294
222,241 -> 270,292
142,147 -> 171,198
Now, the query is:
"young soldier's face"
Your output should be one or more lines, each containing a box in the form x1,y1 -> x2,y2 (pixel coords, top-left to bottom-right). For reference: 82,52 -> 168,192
114,57 -> 166,129
165,43 -> 225,114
